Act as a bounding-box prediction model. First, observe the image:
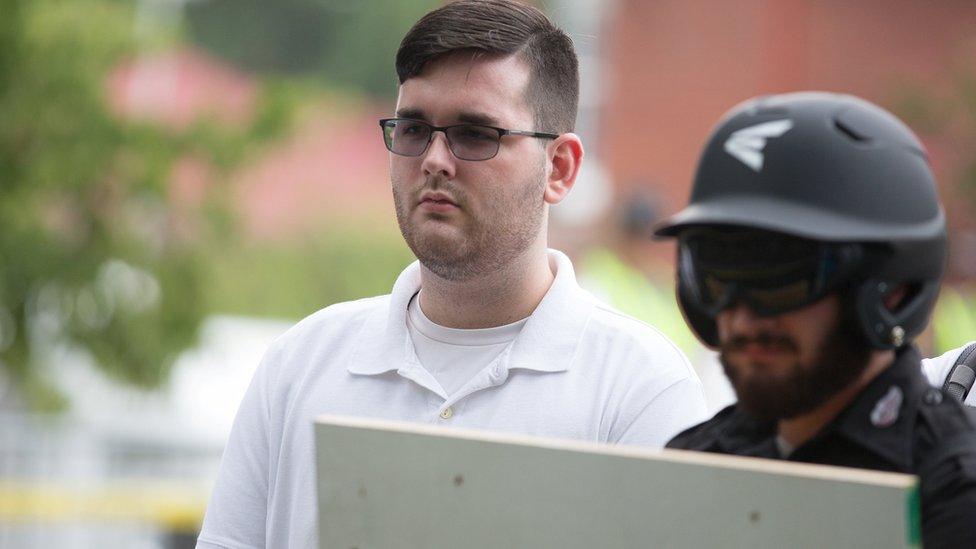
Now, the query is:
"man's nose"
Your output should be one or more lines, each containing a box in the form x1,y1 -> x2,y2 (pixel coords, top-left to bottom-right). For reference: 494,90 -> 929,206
421,132 -> 456,179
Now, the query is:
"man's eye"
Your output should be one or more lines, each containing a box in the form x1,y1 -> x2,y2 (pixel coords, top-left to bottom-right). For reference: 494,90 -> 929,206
457,126 -> 495,141
400,123 -> 426,135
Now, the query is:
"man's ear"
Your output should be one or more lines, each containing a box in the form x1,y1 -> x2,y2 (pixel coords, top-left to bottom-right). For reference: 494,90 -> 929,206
544,133 -> 584,205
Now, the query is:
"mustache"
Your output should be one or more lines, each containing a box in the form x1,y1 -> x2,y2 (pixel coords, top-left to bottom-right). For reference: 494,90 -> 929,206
721,332 -> 799,353
417,177 -> 465,204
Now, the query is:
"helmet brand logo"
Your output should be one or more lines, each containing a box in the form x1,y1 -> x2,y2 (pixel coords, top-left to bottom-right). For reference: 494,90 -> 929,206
723,119 -> 794,171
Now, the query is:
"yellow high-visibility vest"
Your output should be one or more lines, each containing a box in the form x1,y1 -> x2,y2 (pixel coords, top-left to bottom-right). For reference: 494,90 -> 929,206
933,286 -> 976,354
578,248 -> 701,358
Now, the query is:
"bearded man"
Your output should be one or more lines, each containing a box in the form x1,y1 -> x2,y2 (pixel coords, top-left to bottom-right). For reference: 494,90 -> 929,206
196,2 -> 706,547
658,92 -> 976,549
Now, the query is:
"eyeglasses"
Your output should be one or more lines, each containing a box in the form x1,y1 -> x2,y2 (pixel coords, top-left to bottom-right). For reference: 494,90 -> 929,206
677,228 -> 869,317
379,118 -> 559,161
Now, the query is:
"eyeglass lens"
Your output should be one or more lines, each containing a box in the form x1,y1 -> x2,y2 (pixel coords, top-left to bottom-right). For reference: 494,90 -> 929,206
383,120 -> 502,161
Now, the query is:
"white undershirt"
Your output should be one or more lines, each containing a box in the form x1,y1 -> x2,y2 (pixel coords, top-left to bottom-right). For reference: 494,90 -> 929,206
775,435 -> 794,458
406,292 -> 528,397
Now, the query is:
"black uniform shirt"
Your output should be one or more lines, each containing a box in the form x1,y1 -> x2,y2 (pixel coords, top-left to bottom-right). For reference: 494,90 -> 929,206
667,346 -> 976,549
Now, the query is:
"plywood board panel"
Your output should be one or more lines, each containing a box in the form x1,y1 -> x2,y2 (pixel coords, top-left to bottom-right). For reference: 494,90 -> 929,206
316,415 -> 919,549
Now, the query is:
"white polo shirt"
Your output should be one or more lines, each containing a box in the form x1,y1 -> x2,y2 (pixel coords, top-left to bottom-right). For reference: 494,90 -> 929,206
922,342 -> 976,406
197,249 -> 707,549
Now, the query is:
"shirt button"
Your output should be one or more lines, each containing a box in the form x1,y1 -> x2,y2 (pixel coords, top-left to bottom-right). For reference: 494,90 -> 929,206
439,407 -> 454,420
923,389 -> 943,406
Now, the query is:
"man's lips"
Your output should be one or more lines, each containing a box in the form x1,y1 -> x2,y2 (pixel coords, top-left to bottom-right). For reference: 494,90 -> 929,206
418,192 -> 459,213
723,334 -> 798,360
736,343 -> 794,360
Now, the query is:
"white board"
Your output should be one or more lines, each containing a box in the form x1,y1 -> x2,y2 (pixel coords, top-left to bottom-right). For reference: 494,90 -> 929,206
315,415 -> 919,549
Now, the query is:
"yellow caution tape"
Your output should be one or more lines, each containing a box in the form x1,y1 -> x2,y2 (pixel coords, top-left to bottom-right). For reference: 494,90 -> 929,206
0,480 -> 208,532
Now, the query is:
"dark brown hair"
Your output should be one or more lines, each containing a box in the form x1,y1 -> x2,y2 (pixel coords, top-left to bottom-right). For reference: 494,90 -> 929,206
396,0 -> 579,134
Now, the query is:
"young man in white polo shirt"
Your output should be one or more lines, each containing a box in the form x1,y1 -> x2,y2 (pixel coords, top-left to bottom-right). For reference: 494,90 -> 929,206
196,2 -> 706,547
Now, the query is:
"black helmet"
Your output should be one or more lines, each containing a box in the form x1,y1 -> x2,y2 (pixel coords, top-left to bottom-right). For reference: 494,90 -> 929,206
655,91 -> 947,350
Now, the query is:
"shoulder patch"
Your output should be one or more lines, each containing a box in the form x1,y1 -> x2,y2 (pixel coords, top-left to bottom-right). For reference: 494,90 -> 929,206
870,386 -> 904,428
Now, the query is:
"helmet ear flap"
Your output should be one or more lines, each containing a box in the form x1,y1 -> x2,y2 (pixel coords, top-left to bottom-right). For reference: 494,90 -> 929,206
677,276 -> 720,348
855,278 -> 941,350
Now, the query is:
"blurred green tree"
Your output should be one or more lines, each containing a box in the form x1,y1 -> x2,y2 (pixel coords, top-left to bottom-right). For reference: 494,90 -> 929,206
896,62 -> 976,213
203,223 -> 416,321
0,0 -> 292,411
185,0 -> 437,98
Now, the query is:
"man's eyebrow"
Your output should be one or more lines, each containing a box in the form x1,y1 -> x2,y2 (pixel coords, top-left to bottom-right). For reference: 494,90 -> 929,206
393,109 -> 500,126
457,111 -> 499,126
395,108 -> 426,120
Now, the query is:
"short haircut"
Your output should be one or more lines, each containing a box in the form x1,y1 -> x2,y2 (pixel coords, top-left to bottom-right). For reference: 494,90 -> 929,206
396,0 -> 579,134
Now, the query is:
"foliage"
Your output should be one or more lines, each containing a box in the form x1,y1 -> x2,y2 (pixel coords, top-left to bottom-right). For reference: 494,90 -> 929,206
0,0 -> 294,411
184,0 -> 438,98
894,61 -> 976,214
203,219 -> 415,321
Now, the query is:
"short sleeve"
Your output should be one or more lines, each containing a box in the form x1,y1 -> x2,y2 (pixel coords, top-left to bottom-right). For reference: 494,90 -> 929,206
613,376 -> 709,449
921,342 -> 976,406
196,344 -> 281,549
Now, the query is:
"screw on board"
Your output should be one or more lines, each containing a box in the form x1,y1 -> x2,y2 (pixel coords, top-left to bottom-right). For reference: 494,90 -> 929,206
453,474 -> 464,487
749,511 -> 761,524
357,481 -> 367,498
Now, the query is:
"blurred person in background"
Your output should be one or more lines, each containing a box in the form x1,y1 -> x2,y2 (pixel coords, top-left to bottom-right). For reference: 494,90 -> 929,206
923,342 -> 976,407
578,190 -> 736,413
196,1 -> 706,547
658,92 -> 976,548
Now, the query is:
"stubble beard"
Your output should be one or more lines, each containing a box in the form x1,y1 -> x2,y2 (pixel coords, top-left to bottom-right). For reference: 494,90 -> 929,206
392,164 -> 547,282
719,302 -> 873,422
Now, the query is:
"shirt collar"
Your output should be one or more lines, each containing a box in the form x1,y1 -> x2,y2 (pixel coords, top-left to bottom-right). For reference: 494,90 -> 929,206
346,259 -> 421,376
711,408 -> 778,457
347,249 -> 594,376
506,249 -> 594,373
823,345 -> 928,468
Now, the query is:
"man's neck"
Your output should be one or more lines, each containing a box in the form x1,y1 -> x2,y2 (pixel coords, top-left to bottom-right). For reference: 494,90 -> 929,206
778,350 -> 896,449
417,245 -> 554,329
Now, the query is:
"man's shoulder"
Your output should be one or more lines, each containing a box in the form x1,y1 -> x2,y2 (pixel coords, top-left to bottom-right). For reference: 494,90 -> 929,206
274,294 -> 390,348
296,293 -> 389,329
665,404 -> 738,451
911,388 -> 976,547
585,298 -> 690,360
571,299 -> 700,389
914,387 -> 976,453
253,294 -> 392,385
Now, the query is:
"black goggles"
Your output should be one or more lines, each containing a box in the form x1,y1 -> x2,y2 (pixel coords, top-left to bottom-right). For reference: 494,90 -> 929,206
678,228 -> 868,317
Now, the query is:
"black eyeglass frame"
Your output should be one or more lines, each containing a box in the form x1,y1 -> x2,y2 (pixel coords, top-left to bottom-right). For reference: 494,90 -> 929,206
378,118 -> 560,161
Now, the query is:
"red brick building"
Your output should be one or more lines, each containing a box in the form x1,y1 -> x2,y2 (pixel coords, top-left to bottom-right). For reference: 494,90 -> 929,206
601,0 -> 976,279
